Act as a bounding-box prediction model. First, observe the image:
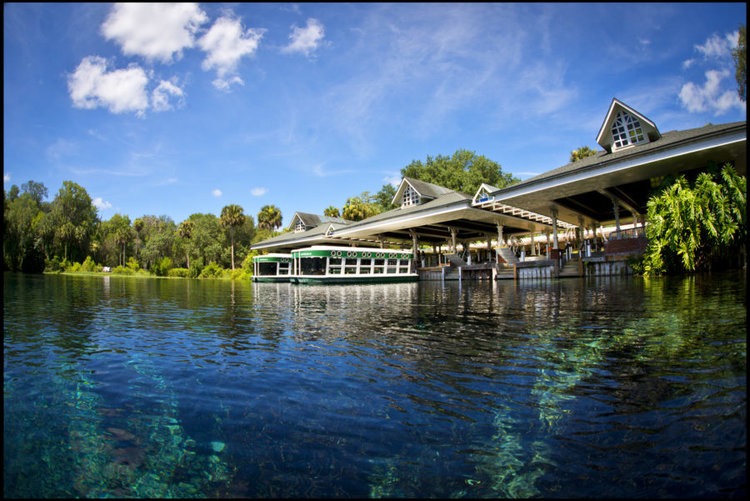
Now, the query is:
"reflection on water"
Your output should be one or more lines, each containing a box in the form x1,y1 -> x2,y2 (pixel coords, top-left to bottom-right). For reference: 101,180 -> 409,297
3,272 -> 746,498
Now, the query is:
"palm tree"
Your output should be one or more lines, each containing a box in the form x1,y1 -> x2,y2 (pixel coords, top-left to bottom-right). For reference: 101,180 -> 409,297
177,220 -> 194,269
257,205 -> 282,231
569,146 -> 597,163
323,205 -> 340,218
220,204 -> 245,271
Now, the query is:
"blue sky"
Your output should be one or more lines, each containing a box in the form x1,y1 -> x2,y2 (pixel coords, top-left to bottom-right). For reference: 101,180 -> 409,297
4,3 -> 746,227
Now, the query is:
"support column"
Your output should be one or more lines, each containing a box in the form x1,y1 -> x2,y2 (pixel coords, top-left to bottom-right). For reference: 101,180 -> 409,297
409,229 -> 419,265
545,231 -> 550,258
551,207 -> 559,250
530,231 -> 536,256
496,224 -> 504,264
450,227 -> 458,253
613,202 -> 621,236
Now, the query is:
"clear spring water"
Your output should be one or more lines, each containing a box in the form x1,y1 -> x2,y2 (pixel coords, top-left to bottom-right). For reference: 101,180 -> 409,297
3,272 -> 746,498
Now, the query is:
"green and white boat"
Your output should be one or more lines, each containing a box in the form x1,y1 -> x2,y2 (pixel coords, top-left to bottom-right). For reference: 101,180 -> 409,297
291,245 -> 418,284
252,253 -> 294,282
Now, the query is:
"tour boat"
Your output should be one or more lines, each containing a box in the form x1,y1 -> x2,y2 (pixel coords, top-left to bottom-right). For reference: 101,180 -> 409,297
290,245 -> 418,284
252,253 -> 294,282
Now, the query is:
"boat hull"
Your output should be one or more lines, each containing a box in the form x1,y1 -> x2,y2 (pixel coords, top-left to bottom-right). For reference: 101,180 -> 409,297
293,274 -> 418,285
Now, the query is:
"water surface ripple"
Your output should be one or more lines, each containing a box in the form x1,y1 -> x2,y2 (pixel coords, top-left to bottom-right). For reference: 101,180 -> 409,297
3,272 -> 746,498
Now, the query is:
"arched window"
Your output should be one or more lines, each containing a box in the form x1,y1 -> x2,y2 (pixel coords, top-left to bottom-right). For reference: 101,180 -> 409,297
611,110 -> 647,150
402,185 -> 420,207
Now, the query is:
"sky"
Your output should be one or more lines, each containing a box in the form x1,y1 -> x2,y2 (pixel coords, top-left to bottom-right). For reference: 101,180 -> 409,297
4,3 -> 747,227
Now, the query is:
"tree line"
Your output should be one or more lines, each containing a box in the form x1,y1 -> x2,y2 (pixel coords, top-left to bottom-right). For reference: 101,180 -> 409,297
4,150 -> 518,278
5,150 -> 745,278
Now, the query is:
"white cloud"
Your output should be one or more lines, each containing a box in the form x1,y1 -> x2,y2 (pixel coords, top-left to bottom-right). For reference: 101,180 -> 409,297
152,79 -> 185,111
282,18 -> 325,57
679,69 -> 744,115
251,187 -> 267,196
101,3 -> 208,63
694,32 -> 734,59
4,173 -> 10,183
198,16 -> 264,90
68,56 -> 149,116
93,197 -> 113,210
212,188 -> 222,197
212,76 -> 244,92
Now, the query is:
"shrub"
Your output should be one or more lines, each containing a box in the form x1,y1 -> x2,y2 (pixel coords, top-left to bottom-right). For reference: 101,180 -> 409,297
112,265 -> 134,275
199,261 -> 225,279
152,256 -> 173,277
126,256 -> 140,272
168,267 -> 190,278
80,256 -> 98,272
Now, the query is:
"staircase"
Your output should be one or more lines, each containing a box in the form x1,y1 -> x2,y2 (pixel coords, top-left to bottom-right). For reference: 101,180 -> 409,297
558,257 -> 583,277
495,247 -> 517,280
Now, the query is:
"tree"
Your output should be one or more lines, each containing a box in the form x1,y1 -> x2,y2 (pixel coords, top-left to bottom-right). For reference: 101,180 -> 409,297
105,213 -> 133,267
733,24 -> 746,101
323,205 -> 340,218
4,184 -> 47,272
257,205 -> 283,231
136,215 -> 177,271
177,220 -> 194,268
639,164 -> 746,275
373,183 -> 397,212
342,192 -> 381,221
220,204 -> 245,270
401,149 -> 519,194
569,146 -> 598,163
47,181 -> 98,263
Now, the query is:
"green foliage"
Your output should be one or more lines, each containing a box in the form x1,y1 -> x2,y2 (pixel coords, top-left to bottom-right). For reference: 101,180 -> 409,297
733,24 -> 746,101
638,164 -> 746,276
342,192 -> 382,221
569,146 -> 598,163
126,256 -> 140,271
167,267 -> 190,278
151,256 -> 173,277
198,261 -> 225,279
401,149 -> 519,194
220,204 -> 246,270
111,265 -> 134,275
257,204 -> 283,231
80,256 -> 99,272
323,205 -> 340,218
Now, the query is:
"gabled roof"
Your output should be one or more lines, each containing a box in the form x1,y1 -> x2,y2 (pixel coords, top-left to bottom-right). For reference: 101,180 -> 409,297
596,98 -> 661,153
391,176 -> 455,206
288,212 -> 351,231
472,183 -> 502,204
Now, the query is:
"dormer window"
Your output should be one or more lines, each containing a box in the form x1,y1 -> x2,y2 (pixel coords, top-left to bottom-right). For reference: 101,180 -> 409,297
402,185 -> 420,207
294,219 -> 306,232
611,110 -> 647,150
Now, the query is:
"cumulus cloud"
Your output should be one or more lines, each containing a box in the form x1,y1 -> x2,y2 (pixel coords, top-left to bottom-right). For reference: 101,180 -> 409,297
152,79 -> 185,111
282,18 -> 325,57
101,3 -> 208,63
4,173 -> 11,183
212,188 -> 222,197
694,32 -> 736,59
68,56 -> 149,116
93,197 -> 113,210
679,69 -> 743,115
679,30 -> 744,115
251,187 -> 267,196
198,16 -> 264,90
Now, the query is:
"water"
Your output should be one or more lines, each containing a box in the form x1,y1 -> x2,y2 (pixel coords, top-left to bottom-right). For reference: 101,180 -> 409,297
3,272 -> 746,498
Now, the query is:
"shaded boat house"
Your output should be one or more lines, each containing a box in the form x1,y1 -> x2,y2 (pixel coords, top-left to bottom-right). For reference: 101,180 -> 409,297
251,99 -> 746,279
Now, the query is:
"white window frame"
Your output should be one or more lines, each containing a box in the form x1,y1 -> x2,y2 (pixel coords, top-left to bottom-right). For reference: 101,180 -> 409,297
402,185 -> 420,208
610,110 -> 647,151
